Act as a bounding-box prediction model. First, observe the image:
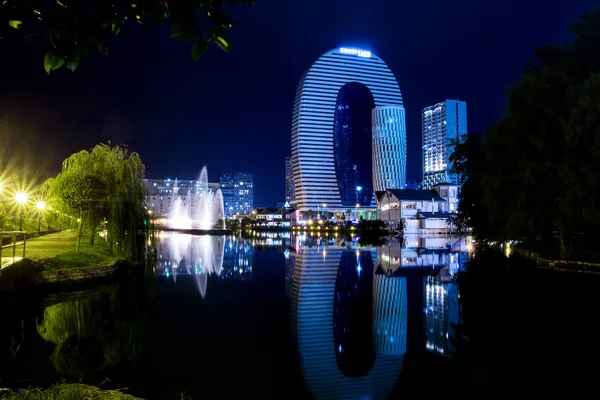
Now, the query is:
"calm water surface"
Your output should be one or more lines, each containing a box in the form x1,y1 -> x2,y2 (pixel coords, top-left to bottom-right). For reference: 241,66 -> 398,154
1,231 -> 597,398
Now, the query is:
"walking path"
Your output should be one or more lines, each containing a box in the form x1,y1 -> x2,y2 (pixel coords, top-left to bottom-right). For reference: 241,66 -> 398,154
0,231 -> 76,268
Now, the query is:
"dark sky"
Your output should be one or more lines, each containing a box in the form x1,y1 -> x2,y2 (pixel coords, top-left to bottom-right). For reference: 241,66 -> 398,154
0,0 -> 596,206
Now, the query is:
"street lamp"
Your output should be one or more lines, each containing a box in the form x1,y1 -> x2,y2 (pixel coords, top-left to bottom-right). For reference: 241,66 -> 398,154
16,192 -> 28,231
355,203 -> 360,221
36,201 -> 46,232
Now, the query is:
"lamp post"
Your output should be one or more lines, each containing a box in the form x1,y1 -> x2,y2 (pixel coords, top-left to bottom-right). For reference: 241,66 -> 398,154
36,201 -> 46,232
355,203 -> 360,221
15,192 -> 28,231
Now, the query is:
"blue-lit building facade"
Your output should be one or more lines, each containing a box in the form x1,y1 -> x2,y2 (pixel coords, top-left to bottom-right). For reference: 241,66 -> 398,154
372,106 -> 407,191
422,100 -> 468,190
290,47 -> 406,212
219,172 -> 254,216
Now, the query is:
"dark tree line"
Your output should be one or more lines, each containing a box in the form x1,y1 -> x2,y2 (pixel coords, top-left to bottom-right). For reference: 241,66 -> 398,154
451,7 -> 600,260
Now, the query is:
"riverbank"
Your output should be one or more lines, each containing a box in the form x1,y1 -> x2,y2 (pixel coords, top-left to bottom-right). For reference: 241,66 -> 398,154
514,247 -> 600,274
0,383 -> 141,399
0,232 -> 128,291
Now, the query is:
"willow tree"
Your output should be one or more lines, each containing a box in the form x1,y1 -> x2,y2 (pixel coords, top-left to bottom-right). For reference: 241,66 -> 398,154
44,143 -> 147,260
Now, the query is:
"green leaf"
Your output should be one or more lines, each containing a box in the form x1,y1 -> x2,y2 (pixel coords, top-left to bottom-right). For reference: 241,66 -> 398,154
112,22 -> 122,36
211,30 -> 232,53
8,20 -> 22,30
191,38 -> 208,61
145,0 -> 166,25
43,52 -> 65,75
66,57 -> 79,72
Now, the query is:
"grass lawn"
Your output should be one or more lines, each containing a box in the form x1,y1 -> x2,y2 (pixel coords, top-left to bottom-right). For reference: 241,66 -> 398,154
0,383 -> 141,399
39,234 -> 122,271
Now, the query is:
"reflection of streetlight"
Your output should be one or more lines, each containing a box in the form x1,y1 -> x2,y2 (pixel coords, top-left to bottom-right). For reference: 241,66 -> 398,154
36,201 -> 46,232
16,192 -> 28,231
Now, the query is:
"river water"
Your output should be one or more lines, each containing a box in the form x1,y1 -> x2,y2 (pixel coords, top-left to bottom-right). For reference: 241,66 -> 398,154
1,231 -> 598,398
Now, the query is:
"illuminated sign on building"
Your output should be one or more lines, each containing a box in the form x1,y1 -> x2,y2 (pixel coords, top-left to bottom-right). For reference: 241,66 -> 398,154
339,47 -> 371,58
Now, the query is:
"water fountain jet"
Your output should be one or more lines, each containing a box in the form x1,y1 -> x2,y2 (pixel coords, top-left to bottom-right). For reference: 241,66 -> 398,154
166,166 -> 228,233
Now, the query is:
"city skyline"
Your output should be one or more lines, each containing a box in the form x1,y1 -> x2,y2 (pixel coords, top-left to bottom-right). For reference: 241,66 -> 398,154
0,0 -> 595,206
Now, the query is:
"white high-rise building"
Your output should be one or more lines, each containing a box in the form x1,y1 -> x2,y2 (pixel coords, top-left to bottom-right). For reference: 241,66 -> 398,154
285,156 -> 295,201
290,47 -> 405,211
372,106 -> 407,191
422,100 -> 467,190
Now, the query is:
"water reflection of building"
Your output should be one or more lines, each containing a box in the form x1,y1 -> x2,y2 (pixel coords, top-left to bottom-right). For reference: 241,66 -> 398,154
154,232 -> 252,297
424,275 -> 459,356
374,274 -> 407,355
251,231 -> 292,251
376,235 -> 467,276
221,236 -> 253,281
284,247 -> 296,298
292,245 -> 405,399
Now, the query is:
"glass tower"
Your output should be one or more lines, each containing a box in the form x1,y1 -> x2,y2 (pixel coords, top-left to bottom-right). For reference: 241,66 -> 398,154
372,106 -> 407,191
422,100 -> 468,190
219,172 -> 253,216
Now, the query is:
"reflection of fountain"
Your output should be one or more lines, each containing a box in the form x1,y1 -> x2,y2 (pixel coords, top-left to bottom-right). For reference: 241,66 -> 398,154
168,166 -> 225,230
155,232 -> 253,297
158,232 -> 225,298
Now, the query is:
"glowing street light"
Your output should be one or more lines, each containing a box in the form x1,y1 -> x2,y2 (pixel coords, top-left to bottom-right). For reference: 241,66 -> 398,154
16,192 -> 28,204
36,201 -> 46,232
15,192 -> 28,231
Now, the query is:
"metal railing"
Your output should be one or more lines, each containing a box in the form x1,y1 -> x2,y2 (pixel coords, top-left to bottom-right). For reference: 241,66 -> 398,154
0,231 -> 27,266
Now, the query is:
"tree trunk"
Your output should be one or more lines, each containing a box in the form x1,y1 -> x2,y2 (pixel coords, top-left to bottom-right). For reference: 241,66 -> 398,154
89,211 -> 96,246
76,209 -> 83,252
557,224 -> 568,261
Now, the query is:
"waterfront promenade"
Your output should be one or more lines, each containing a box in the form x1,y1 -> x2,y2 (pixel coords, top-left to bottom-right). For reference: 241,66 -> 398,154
0,231 -> 76,268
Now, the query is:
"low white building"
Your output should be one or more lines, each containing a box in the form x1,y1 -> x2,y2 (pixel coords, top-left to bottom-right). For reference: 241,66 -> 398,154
375,181 -> 458,233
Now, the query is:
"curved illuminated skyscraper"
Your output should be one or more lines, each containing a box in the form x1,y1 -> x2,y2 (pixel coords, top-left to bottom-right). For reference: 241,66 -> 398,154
290,47 -> 405,211
372,106 -> 407,191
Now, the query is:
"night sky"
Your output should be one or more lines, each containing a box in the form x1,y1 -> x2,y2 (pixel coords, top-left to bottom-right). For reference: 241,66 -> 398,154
0,0 -> 596,206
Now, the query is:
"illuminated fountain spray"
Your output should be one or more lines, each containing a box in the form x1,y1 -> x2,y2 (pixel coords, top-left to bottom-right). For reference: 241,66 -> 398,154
165,233 -> 225,297
168,166 -> 225,230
